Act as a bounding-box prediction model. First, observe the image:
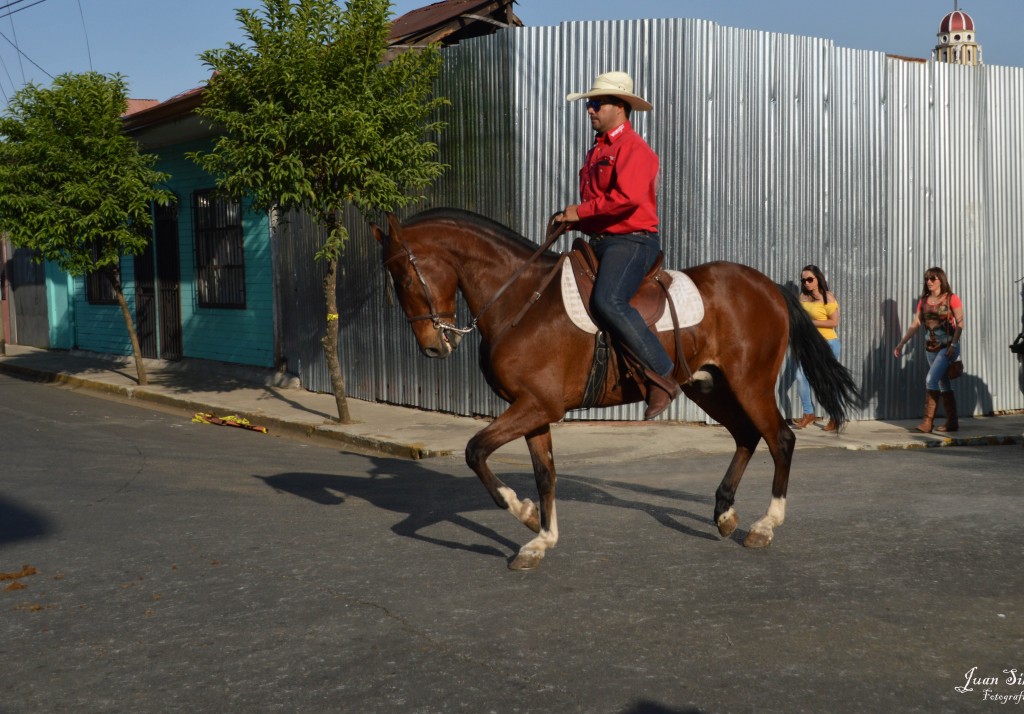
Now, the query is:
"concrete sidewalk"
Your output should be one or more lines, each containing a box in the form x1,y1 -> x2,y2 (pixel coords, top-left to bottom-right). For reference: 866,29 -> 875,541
2,344 -> 1022,461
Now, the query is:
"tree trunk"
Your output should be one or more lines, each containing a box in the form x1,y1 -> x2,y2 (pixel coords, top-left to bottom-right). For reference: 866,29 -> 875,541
0,239 -> 6,355
109,266 -> 148,386
320,255 -> 351,423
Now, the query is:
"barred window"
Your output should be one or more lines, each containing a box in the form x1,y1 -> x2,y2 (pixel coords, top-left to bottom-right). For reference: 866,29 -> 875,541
86,249 -> 118,305
193,189 -> 246,309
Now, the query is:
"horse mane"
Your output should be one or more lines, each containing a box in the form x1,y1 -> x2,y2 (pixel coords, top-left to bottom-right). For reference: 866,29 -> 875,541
403,207 -> 552,256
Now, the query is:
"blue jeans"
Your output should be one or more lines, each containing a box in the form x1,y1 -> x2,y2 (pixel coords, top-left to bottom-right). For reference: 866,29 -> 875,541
925,343 -> 961,391
796,337 -> 841,414
591,233 -> 674,376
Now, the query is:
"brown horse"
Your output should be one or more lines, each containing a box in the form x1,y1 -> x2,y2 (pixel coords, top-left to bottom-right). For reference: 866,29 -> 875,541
372,208 -> 860,571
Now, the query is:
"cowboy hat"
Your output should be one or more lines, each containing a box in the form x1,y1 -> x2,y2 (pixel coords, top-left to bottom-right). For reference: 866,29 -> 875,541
566,70 -> 653,112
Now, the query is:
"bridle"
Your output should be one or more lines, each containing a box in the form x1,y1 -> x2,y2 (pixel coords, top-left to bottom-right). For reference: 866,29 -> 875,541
382,214 -> 568,341
383,237 -> 474,337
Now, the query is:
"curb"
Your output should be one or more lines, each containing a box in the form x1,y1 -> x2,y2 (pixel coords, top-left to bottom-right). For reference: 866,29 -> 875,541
874,434 -> 1024,450
0,361 -> 443,460
2,359 -> 1021,457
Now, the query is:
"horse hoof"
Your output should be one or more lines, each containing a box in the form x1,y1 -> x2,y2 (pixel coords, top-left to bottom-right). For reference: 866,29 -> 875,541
717,510 -> 739,537
521,499 -> 541,533
508,550 -> 543,571
743,529 -> 773,548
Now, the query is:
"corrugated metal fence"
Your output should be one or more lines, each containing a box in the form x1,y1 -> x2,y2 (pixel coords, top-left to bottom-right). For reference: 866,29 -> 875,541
275,18 -> 1024,422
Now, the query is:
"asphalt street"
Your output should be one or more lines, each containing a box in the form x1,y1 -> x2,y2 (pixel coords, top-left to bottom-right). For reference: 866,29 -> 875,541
1,374 -> 1022,713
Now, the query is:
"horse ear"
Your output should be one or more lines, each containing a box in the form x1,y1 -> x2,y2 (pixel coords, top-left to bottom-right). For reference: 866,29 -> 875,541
370,222 -> 386,244
386,213 -> 402,240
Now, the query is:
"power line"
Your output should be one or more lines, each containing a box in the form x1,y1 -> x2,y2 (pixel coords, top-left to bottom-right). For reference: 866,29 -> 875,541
7,2 -> 25,84
0,0 -> 51,95
0,53 -> 11,104
0,26 -> 52,81
0,0 -> 41,14
0,0 -> 47,22
75,0 -> 90,71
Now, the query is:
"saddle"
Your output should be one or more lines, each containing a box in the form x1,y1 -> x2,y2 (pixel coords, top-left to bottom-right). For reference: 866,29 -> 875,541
563,238 -> 706,409
567,238 -> 670,327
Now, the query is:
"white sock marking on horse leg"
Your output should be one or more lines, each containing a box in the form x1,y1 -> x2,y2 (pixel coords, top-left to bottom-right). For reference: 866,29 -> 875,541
497,485 -> 535,523
717,507 -> 737,529
750,496 -> 786,533
497,485 -> 521,513
520,503 -> 559,557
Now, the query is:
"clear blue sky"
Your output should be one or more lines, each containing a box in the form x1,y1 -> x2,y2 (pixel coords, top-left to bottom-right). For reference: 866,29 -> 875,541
1,0 -> 1021,107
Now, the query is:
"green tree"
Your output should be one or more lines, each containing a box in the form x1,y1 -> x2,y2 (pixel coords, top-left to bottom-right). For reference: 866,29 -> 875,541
0,72 -> 173,385
191,0 -> 447,423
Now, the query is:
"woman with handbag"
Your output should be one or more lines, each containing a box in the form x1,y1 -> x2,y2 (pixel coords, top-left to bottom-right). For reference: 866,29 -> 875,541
893,266 -> 964,432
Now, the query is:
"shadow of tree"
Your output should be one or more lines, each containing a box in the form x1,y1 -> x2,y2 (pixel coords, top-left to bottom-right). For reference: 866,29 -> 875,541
257,458 -> 719,562
1,348 -> 335,421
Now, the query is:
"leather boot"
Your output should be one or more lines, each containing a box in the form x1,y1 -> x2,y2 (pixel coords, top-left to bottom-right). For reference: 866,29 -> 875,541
823,419 -> 838,432
792,413 -> 815,429
915,390 -> 940,433
936,391 -> 959,432
644,368 -> 681,420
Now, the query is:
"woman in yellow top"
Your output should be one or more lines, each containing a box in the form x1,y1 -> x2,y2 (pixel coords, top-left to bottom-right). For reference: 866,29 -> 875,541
793,265 -> 841,431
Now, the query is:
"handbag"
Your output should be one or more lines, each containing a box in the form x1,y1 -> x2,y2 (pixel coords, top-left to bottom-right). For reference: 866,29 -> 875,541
943,300 -> 963,379
946,360 -> 964,379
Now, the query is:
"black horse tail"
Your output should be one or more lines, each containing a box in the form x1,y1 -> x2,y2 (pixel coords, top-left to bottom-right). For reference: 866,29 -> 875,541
778,285 -> 863,430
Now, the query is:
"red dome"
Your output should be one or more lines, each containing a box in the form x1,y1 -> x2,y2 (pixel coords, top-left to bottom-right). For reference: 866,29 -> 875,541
939,11 -> 974,33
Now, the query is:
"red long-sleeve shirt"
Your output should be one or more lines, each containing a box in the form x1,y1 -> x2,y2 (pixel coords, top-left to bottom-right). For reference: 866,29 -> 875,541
576,120 -> 659,236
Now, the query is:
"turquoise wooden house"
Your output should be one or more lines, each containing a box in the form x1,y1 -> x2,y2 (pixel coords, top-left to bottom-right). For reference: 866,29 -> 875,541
43,89 -> 276,369
13,1 -> 521,382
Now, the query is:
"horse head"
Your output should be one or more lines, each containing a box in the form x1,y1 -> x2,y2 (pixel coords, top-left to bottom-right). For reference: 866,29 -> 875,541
372,213 -> 463,358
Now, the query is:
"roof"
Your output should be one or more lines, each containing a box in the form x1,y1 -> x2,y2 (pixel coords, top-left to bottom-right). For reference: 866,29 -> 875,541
939,10 -> 974,33
388,0 -> 521,48
123,99 -> 160,116
124,1 -> 520,135
121,86 -> 205,131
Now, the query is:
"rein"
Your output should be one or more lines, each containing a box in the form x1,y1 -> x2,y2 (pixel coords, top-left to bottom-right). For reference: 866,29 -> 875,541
385,214 -> 568,338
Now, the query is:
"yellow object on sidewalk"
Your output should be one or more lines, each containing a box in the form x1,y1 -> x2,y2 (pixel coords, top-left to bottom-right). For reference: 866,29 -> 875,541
192,412 -> 268,434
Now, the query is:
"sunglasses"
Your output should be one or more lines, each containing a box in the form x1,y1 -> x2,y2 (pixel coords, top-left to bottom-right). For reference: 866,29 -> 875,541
925,275 -> 939,281
802,276 -> 816,283
586,98 -> 615,111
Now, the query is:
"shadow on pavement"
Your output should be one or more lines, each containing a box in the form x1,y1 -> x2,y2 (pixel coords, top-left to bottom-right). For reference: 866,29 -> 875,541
257,457 -> 721,561
0,494 -> 51,546
621,701 -> 706,714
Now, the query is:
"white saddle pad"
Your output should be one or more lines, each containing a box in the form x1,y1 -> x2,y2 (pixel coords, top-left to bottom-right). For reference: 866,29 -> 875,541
560,259 -> 705,334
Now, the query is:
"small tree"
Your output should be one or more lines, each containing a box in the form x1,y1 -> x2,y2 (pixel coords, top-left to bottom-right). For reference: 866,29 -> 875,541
191,0 -> 447,423
0,239 -> 6,356
0,72 -> 173,384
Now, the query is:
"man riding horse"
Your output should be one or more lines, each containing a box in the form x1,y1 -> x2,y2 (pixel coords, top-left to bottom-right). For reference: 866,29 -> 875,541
556,71 -> 680,419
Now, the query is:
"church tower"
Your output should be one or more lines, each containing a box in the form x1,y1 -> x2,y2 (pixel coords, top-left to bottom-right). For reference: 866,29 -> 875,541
934,5 -> 982,65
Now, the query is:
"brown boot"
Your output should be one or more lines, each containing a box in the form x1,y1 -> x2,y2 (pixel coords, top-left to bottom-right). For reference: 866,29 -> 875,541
823,419 -> 838,432
644,369 -> 681,420
792,413 -> 815,429
936,391 -> 959,432
915,390 -> 940,433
